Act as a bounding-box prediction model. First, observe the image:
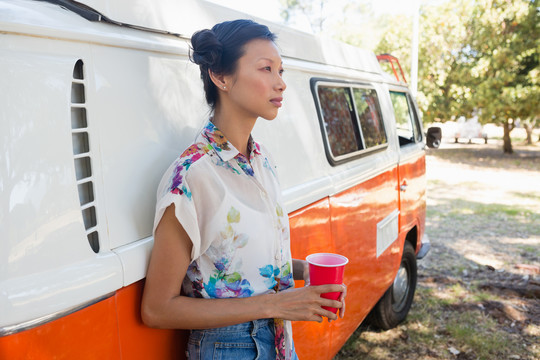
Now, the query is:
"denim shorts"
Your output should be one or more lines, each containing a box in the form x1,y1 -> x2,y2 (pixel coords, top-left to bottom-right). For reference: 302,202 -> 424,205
186,318 -> 299,360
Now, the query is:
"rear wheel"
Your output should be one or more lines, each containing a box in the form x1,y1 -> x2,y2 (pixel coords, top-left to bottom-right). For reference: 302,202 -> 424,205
367,242 -> 417,330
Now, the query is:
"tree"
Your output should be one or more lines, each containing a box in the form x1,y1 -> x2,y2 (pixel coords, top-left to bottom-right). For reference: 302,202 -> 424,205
463,0 -> 539,153
279,0 -> 373,38
279,0 -> 330,34
375,0 -> 476,123
375,0 -> 539,154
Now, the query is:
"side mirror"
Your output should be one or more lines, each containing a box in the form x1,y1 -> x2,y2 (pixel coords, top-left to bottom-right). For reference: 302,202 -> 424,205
426,127 -> 442,148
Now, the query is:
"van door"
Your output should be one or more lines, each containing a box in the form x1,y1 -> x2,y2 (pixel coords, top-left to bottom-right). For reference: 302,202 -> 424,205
390,90 -> 426,249
311,81 -> 401,327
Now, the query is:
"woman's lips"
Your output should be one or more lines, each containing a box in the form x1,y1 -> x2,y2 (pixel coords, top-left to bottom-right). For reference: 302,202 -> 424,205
270,97 -> 283,107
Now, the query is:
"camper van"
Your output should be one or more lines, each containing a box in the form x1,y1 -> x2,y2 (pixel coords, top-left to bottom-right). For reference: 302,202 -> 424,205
0,0 -> 439,358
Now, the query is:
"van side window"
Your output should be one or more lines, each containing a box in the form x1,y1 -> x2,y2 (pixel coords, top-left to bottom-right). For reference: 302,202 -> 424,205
314,81 -> 389,164
352,88 -> 387,148
390,91 -> 421,146
317,86 -> 361,156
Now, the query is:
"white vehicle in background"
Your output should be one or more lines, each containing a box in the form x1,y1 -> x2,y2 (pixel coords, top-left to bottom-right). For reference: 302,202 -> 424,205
454,116 -> 488,144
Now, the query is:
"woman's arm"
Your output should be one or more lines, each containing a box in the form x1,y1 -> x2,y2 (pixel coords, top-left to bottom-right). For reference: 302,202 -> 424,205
141,205 -> 345,330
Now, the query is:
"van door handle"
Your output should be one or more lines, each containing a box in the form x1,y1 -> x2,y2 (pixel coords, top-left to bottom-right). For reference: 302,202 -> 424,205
400,181 -> 408,192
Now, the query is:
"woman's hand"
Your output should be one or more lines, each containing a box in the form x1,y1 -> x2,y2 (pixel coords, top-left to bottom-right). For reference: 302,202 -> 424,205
265,284 -> 346,322
290,258 -> 347,321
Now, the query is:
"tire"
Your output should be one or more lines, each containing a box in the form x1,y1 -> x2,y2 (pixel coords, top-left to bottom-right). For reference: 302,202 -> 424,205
367,242 -> 417,330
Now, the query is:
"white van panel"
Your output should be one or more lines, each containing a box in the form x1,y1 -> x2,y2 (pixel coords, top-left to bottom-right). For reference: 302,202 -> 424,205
89,46 -> 206,248
0,35 -> 123,328
69,0 -> 383,75
0,0 -> 187,55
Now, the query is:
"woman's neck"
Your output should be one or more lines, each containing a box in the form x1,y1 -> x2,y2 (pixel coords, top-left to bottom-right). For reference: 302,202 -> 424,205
212,105 -> 257,159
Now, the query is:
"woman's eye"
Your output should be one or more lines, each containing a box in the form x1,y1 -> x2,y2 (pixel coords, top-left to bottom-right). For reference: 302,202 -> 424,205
279,69 -> 285,75
264,66 -> 271,71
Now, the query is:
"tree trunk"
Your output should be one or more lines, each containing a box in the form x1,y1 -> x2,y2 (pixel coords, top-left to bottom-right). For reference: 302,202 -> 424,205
524,123 -> 533,145
503,120 -> 514,154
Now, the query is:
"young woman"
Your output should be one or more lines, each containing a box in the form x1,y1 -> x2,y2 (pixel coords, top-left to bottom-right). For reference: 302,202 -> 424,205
141,19 -> 346,360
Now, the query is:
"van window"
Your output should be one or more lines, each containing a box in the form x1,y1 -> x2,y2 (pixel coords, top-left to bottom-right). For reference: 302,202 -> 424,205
314,82 -> 388,164
352,88 -> 387,148
317,86 -> 361,157
390,91 -> 421,146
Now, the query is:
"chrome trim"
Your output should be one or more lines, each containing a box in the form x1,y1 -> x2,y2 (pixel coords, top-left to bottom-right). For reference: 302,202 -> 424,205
416,233 -> 431,260
0,292 -> 115,337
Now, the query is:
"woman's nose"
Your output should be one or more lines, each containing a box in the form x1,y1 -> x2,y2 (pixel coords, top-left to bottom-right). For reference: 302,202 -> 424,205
276,75 -> 286,92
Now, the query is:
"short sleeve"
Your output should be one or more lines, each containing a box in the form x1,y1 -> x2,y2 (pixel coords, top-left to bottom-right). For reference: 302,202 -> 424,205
153,163 -> 202,261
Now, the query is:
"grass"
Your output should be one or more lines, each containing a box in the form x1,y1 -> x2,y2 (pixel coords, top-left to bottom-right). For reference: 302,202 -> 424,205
511,191 -> 540,201
335,284 -> 531,360
427,180 -> 540,236
445,312 -> 510,360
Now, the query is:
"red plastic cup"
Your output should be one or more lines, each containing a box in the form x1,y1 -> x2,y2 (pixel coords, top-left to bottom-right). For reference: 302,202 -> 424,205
306,253 -> 348,313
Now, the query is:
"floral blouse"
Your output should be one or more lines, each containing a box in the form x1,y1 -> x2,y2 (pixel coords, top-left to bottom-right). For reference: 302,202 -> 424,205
153,121 -> 294,360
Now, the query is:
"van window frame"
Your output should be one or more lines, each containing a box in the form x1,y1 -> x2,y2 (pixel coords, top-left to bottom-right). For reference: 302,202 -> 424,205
388,87 -> 424,146
311,78 -> 388,166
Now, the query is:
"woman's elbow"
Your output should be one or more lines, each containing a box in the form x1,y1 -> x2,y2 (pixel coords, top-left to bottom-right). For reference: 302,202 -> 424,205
141,301 -> 165,329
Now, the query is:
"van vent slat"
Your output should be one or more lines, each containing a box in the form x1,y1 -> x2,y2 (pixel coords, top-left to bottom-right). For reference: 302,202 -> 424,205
76,178 -> 94,186
70,59 -> 100,253
73,152 -> 91,160
80,201 -> 96,211
86,227 -> 99,234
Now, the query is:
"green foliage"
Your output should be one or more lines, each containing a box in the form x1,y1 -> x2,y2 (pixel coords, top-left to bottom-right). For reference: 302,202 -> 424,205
465,0 -> 539,124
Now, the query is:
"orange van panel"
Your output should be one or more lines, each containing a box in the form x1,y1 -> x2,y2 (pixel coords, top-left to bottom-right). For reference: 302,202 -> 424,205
0,296 -> 121,360
0,282 -> 187,360
326,167 -> 401,356
116,281 -> 187,359
289,197 -> 333,360
398,153 -> 426,250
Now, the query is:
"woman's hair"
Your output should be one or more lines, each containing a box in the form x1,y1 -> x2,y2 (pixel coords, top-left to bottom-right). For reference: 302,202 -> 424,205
190,19 -> 276,109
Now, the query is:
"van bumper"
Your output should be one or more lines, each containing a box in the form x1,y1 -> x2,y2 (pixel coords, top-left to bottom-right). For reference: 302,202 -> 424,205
416,233 -> 431,259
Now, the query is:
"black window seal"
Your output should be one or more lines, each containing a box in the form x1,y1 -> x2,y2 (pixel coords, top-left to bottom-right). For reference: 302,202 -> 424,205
310,77 -> 389,167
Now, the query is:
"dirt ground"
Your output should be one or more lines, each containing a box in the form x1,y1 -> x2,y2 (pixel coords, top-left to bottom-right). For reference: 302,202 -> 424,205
335,132 -> 540,360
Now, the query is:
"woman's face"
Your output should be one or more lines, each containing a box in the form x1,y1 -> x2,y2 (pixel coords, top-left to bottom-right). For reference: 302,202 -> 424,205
223,39 -> 286,121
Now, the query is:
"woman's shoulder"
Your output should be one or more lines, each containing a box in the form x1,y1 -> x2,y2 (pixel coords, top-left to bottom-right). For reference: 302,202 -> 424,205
158,142 -> 214,198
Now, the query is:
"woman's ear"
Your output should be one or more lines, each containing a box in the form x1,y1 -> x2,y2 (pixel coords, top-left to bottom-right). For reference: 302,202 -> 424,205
208,69 -> 228,91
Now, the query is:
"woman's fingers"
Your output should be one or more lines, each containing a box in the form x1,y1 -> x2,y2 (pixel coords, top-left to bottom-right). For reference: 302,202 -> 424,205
338,284 -> 347,318
274,284 -> 347,322
312,284 -> 346,294
310,284 -> 347,320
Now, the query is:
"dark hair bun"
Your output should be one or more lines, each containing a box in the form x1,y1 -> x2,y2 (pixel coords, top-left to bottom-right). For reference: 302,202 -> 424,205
190,29 -> 223,72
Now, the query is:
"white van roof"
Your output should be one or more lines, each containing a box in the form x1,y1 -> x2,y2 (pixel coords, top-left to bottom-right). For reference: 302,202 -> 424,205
73,0 -> 383,75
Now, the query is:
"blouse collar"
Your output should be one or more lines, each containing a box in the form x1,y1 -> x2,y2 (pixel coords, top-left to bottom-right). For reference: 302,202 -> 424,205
202,120 -> 262,162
